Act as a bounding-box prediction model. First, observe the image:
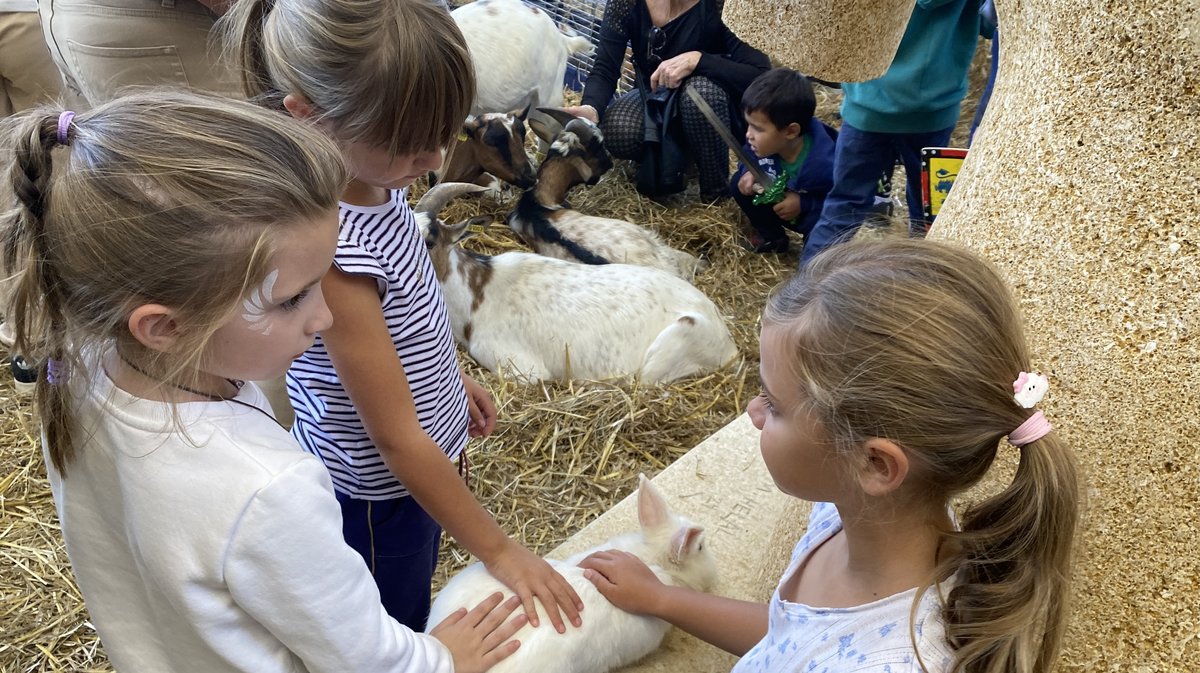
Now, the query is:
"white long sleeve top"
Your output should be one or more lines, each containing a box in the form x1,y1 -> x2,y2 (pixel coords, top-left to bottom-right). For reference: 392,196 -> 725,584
46,359 -> 454,673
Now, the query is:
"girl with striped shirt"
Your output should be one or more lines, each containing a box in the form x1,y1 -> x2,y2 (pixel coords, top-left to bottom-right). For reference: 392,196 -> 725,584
223,0 -> 584,634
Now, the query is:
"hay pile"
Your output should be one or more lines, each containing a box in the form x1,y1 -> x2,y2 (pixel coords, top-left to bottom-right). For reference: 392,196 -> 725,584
0,47 -> 990,670
427,169 -> 794,582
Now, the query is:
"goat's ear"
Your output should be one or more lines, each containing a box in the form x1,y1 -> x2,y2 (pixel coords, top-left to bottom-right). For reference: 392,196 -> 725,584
449,215 -> 492,243
463,215 -> 491,239
513,103 -> 531,122
460,115 -> 480,140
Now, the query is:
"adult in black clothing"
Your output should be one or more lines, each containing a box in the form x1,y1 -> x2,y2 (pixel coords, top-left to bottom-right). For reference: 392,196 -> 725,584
562,0 -> 770,198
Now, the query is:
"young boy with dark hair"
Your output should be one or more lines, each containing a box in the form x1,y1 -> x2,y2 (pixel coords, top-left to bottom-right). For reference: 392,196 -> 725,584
730,67 -> 837,253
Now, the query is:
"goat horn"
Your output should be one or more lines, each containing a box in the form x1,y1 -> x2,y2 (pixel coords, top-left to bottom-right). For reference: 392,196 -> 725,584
535,107 -> 582,130
414,182 -> 488,215
565,118 -> 597,144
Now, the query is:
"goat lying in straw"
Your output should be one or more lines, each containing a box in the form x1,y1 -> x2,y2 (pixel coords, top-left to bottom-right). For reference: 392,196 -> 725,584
505,108 -> 707,280
417,182 -> 737,383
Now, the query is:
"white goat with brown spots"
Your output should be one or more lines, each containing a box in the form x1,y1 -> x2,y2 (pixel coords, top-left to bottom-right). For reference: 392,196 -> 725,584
505,110 -> 707,279
416,183 -> 738,383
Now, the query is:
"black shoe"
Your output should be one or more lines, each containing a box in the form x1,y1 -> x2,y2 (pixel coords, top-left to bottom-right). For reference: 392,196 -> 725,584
742,232 -> 789,253
10,355 -> 37,394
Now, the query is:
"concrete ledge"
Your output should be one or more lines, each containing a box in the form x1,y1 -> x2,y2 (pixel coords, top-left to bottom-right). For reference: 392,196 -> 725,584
548,413 -> 812,672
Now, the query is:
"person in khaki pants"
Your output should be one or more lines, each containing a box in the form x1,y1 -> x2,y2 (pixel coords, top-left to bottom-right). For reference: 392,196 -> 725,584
1,1 -> 62,351
0,1 -> 62,115
36,0 -> 239,107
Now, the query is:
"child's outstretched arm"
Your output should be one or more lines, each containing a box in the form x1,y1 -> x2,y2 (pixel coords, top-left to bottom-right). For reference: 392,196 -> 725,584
579,549 -> 768,656
319,269 -> 584,632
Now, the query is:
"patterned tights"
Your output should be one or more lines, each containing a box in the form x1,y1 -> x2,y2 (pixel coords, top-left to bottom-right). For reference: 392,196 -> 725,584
600,75 -> 733,197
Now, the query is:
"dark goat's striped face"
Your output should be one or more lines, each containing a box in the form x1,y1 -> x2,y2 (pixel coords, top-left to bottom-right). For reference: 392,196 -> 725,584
470,111 -> 537,189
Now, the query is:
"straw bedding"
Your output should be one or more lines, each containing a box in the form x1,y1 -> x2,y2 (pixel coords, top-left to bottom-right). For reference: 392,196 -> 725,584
0,53 -> 990,671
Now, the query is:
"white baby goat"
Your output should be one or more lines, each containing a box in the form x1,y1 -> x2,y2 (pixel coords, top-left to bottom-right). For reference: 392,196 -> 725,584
452,0 -> 593,114
416,183 -> 738,383
506,109 -> 707,280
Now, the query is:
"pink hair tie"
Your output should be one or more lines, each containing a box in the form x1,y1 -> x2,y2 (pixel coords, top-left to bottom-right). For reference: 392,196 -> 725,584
56,111 -> 76,146
1008,410 -> 1053,447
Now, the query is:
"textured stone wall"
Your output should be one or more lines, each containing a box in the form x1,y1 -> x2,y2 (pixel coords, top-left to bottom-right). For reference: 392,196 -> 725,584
722,0 -> 914,81
934,0 -> 1200,669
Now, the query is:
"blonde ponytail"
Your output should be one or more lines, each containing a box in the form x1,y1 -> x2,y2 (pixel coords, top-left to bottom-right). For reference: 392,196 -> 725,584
942,432 -> 1080,673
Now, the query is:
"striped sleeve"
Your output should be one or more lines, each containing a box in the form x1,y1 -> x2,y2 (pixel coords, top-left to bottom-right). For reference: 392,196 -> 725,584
287,190 -> 470,500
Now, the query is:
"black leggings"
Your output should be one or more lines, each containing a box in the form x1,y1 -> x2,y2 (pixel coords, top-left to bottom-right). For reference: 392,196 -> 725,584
600,75 -> 732,196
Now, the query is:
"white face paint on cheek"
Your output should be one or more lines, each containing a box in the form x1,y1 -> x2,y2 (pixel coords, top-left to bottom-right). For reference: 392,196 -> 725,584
242,269 -> 279,336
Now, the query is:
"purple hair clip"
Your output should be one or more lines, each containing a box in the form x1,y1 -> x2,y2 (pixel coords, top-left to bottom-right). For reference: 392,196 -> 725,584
56,111 -> 76,146
46,358 -> 66,385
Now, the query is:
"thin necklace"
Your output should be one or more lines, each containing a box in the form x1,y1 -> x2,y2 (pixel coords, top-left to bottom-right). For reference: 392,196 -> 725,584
120,354 -> 241,401
119,355 -> 286,430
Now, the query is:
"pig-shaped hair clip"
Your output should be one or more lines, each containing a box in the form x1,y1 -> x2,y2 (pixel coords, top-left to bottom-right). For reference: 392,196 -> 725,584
1013,371 -> 1050,408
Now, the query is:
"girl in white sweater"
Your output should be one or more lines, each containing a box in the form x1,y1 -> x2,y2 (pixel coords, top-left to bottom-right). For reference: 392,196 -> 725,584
1,90 -> 524,673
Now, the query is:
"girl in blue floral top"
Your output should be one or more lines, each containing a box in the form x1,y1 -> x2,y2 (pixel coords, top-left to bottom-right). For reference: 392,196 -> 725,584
581,239 -> 1081,673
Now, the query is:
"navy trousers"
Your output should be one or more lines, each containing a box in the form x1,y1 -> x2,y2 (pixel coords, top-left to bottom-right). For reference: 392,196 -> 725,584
337,493 -> 442,631
800,121 -> 954,267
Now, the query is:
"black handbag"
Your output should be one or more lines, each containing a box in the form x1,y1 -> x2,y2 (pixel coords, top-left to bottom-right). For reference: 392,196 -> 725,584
635,80 -> 687,197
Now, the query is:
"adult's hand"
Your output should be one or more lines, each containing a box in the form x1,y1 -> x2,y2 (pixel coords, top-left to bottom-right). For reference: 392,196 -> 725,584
560,105 -> 599,124
650,51 -> 701,89
737,170 -> 761,196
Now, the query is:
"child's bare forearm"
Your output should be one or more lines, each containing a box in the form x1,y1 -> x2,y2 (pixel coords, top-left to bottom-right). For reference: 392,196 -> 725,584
647,586 -> 768,656
319,269 -> 511,558
378,439 -> 509,558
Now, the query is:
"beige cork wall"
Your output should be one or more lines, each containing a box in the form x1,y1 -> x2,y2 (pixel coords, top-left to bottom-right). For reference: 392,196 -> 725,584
933,0 -> 1199,668
722,0 -> 915,82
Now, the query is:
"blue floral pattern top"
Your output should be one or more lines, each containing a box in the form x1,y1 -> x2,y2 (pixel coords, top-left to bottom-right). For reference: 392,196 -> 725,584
731,503 -> 957,673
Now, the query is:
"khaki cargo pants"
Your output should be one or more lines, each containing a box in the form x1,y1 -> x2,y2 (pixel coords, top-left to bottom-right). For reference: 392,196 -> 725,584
37,0 -> 239,107
0,11 -> 63,116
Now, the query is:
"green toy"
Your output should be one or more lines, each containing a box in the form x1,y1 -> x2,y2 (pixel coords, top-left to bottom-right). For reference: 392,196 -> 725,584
751,139 -> 810,208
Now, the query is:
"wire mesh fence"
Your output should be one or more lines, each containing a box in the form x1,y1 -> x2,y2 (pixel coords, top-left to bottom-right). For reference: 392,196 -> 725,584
521,0 -> 606,88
